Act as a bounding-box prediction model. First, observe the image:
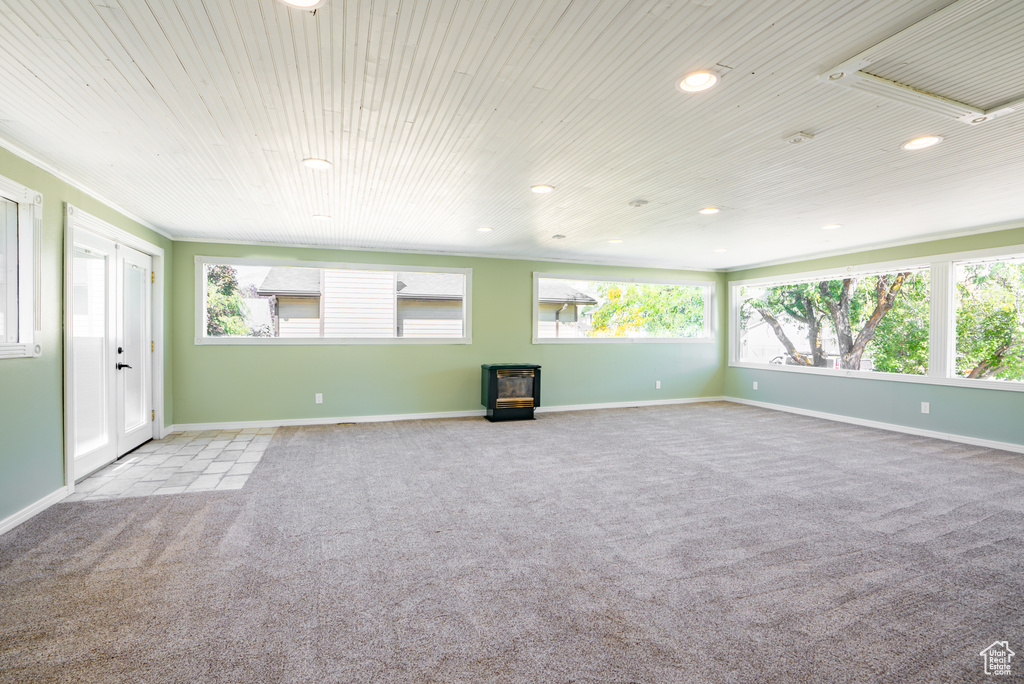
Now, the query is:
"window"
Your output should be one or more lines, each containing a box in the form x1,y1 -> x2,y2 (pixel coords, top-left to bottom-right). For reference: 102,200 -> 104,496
954,256 -> 1024,382
196,258 -> 471,344
533,274 -> 714,343
0,174 -> 41,359
730,248 -> 1024,390
736,268 -> 930,375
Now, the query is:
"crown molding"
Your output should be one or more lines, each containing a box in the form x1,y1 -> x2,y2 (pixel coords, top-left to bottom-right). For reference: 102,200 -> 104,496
0,136 -> 173,241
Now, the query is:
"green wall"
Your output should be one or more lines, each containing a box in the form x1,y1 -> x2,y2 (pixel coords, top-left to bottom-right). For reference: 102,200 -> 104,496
7,132 -> 1024,527
171,242 -> 727,425
724,226 -> 1024,447
0,146 -> 173,523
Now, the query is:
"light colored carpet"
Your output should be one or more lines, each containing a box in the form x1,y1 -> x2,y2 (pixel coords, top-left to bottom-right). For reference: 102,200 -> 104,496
1,402 -> 1022,682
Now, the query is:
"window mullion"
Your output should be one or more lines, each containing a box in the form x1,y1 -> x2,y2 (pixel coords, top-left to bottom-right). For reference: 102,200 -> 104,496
928,261 -> 953,378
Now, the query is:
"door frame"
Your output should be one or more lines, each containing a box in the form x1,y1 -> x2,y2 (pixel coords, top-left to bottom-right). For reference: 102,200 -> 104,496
62,204 -> 166,491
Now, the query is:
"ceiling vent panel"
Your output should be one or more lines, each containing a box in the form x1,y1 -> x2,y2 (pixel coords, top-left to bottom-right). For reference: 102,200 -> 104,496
821,0 -> 1024,125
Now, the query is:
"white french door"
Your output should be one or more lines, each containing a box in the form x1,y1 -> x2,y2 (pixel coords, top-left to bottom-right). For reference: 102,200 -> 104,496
71,230 -> 153,479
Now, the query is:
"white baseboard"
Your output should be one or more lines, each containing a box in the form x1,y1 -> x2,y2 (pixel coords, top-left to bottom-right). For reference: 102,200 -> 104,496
168,409 -> 487,433
166,397 -> 728,434
0,486 -> 70,537
725,397 -> 1024,454
537,396 -> 726,413
158,396 -> 1022,455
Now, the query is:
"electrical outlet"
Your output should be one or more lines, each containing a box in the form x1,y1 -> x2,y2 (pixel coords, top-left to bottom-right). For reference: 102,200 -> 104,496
315,393 -> 323,404
921,401 -> 929,414
752,381 -> 758,390
656,381 -> 661,389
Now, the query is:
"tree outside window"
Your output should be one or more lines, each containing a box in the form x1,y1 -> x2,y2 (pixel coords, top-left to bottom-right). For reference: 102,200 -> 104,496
739,270 -> 930,375
956,260 -> 1024,381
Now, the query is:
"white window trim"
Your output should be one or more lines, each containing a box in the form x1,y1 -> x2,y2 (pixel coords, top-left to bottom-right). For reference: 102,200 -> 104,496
194,255 -> 472,345
532,272 -> 716,344
728,243 -> 1024,393
0,174 -> 42,359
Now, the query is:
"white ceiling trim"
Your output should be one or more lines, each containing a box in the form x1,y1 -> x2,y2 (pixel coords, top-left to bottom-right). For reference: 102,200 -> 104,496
820,0 -> 1024,125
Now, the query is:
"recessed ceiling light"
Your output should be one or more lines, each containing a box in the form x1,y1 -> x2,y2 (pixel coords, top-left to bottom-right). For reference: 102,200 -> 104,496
477,226 -> 493,232
699,207 -> 720,215
302,157 -> 333,170
678,71 -> 719,92
821,224 -> 842,230
902,135 -> 943,151
279,0 -> 326,8
608,238 -> 623,244
713,248 -> 727,253
312,214 -> 331,220
785,132 -> 815,145
531,184 -> 555,194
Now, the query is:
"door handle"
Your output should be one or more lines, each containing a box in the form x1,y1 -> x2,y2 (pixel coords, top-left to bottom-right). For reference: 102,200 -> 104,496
116,363 -> 133,370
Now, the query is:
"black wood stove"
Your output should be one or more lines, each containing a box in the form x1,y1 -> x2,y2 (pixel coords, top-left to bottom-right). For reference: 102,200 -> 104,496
481,364 -> 541,421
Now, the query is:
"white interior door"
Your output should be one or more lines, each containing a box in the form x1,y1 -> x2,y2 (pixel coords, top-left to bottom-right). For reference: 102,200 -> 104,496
71,231 -> 153,480
71,232 -> 115,477
117,244 -> 153,454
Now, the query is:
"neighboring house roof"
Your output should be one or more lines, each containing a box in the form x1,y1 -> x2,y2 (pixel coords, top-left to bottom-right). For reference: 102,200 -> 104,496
241,298 -> 273,330
396,272 -> 464,300
254,268 -> 595,305
538,281 -> 598,305
257,267 -> 322,296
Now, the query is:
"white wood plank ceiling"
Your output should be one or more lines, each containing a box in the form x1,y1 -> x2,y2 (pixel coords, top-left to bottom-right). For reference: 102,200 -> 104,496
0,0 -> 1022,269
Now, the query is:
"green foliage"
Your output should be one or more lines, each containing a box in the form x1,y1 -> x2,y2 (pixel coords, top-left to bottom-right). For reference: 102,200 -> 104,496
207,265 -> 239,297
206,265 -> 250,336
955,262 -> 1024,380
589,283 -> 704,337
756,281 -> 823,324
869,273 -> 929,374
741,271 -> 929,373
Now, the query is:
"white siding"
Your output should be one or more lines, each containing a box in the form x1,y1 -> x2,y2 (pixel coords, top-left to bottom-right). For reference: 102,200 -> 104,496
401,319 -> 463,339
537,303 -> 585,338
538,321 -> 587,338
323,269 -> 395,338
278,297 -> 321,338
396,300 -> 463,338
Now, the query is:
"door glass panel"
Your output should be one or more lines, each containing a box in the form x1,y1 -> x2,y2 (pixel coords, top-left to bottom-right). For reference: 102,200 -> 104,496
123,262 -> 146,431
72,248 -> 108,456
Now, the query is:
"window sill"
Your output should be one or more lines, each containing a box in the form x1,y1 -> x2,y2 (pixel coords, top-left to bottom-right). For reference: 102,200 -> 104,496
196,337 -> 471,346
0,342 -> 41,359
533,336 -> 716,345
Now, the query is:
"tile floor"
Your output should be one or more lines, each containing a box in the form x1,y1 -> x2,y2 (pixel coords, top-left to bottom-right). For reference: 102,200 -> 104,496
65,428 -> 277,502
